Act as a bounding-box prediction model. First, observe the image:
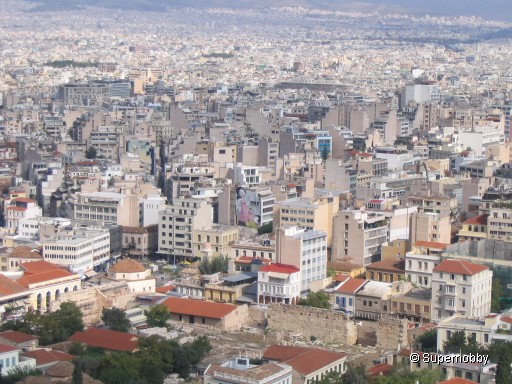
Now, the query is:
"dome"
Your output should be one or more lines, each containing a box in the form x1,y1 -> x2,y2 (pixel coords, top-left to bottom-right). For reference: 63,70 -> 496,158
110,259 -> 146,273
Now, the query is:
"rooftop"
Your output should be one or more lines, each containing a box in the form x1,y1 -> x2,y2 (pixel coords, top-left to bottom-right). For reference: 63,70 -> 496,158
110,259 -> 147,274
433,260 -> 488,275
68,328 -> 138,352
162,297 -> 237,319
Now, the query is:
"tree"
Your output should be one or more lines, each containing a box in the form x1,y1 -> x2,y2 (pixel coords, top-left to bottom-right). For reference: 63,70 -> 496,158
416,329 -> 437,352
326,266 -> 336,278
147,304 -> 171,328
102,307 -> 131,332
71,361 -> 84,384
341,364 -> 368,384
198,255 -> 228,275
297,291 -> 331,309
492,278 -> 504,312
443,330 -> 467,353
53,302 -> 84,339
85,146 -> 97,159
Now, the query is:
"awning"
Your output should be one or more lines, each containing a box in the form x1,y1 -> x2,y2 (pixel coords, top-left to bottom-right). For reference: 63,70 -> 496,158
84,270 -> 97,278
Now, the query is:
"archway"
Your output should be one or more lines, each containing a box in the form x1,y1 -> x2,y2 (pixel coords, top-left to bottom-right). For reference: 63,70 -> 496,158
46,291 -> 51,311
55,289 -> 60,300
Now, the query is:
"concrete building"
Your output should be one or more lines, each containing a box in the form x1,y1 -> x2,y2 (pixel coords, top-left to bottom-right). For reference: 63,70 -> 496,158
192,225 -> 239,259
354,280 -> 393,319
487,200 -> 512,242
404,242 -> 447,288
458,125 -> 504,157
431,260 -> 492,322
121,225 -> 158,259
276,226 -> 328,295
73,192 -> 139,227
332,209 -> 388,266
158,198 -> 213,261
257,263 -> 301,305
410,212 -> 451,245
204,358 -> 292,384
273,193 -> 339,248
4,198 -> 42,234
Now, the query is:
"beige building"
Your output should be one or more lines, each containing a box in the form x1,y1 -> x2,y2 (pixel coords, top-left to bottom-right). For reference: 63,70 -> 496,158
73,192 -> 139,227
332,209 -> 388,266
192,225 -> 239,258
487,200 -> 512,242
457,214 -> 488,242
407,193 -> 458,219
410,212 -> 451,245
122,225 -> 158,258
158,198 -> 213,260
273,192 -> 339,248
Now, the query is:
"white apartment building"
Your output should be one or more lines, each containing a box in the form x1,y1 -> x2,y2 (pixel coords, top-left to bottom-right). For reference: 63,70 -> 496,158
4,198 -> 42,234
233,164 -> 261,187
41,229 -> 111,275
73,191 -> 138,226
404,244 -> 445,288
431,260 -> 492,322
458,125 -> 504,157
158,198 -> 213,260
257,263 -> 301,305
139,194 -> 166,227
276,226 -> 328,294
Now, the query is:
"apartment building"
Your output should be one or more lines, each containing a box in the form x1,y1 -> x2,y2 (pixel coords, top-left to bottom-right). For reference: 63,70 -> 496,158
121,225 -> 158,259
431,260 -> 492,322
73,192 -> 139,227
487,200 -> 512,242
457,214 -> 488,242
332,209 -> 388,266
276,226 -> 328,294
158,198 -> 213,260
407,194 -> 458,218
41,228 -> 111,275
273,193 -> 339,248
192,225 -> 239,258
4,198 -> 42,233
410,212 -> 451,245
257,263 -> 301,305
404,242 -> 447,288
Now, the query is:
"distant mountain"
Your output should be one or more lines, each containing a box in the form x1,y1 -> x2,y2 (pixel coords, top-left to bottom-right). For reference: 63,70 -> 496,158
28,0 -> 512,21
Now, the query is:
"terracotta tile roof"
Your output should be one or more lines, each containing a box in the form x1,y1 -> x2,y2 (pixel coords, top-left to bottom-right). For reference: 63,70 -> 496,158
334,275 -> 350,283
12,197 -> 36,204
433,260 -> 488,276
336,278 -> 367,294
110,259 -> 147,273
68,328 -> 138,352
0,274 -> 28,296
155,285 -> 176,294
501,316 -> 512,324
259,263 -> 300,274
23,349 -> 74,366
7,206 -> 26,211
12,246 -> 42,259
415,241 -> 448,250
20,260 -> 64,274
367,363 -> 392,377
0,330 -> 37,343
162,297 -> 237,319
16,269 -> 76,288
439,378 -> 478,384
263,345 -> 347,376
45,361 -> 75,378
0,343 -> 19,353
463,214 -> 488,226
484,314 -> 499,318
366,260 -> 405,273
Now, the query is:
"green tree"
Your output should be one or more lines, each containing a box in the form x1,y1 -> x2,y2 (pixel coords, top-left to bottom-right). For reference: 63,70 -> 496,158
341,364 -> 368,384
71,361 -> 84,384
53,302 -> 84,339
494,343 -> 512,384
492,278 -> 504,312
443,330 -> 467,353
98,353 -> 141,384
326,266 -> 336,278
198,255 -> 228,275
416,329 -> 437,352
147,304 -> 171,328
297,291 -> 331,309
102,307 -> 131,332
313,371 -> 343,384
85,146 -> 97,159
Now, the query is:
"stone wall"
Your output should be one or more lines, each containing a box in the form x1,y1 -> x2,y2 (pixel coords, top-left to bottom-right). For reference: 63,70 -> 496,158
267,304 -> 357,345
375,317 -> 410,350
50,282 -> 131,326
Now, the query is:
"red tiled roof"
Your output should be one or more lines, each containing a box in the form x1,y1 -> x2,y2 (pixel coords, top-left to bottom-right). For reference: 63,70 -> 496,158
334,275 -> 350,283
439,378 -> 478,384
6,206 -> 26,211
367,363 -> 392,377
415,241 -> 448,250
155,285 -> 176,294
23,349 -> 74,366
162,297 -> 237,319
336,278 -> 367,294
16,269 -> 76,288
501,316 -> 512,324
0,343 -> 19,353
20,260 -> 64,274
68,328 -> 138,352
259,263 -> 300,274
484,314 -> 499,318
0,274 -> 28,296
0,330 -> 37,343
263,345 -> 347,376
463,214 -> 488,226
110,259 -> 146,273
12,246 -> 42,259
433,260 -> 488,276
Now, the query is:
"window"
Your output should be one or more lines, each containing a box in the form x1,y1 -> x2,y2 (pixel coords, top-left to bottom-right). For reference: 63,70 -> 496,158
450,274 -> 455,280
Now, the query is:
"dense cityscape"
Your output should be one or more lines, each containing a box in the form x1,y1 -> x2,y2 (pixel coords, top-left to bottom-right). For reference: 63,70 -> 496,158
1,1 -> 512,383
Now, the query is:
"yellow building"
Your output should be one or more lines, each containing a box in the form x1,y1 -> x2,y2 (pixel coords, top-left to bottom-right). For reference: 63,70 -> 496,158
204,273 -> 257,304
457,214 -> 488,242
365,260 -> 405,283
193,225 -> 239,258
389,281 -> 431,323
328,259 -> 365,278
